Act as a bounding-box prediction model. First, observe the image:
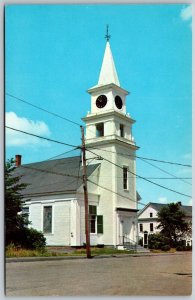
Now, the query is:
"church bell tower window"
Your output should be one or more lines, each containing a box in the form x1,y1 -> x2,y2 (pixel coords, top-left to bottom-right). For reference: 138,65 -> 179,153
120,124 -> 124,137
123,167 -> 128,190
96,123 -> 104,137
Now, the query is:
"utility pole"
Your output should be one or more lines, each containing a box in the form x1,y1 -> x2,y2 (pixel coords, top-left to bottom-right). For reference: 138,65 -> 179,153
80,126 -> 91,258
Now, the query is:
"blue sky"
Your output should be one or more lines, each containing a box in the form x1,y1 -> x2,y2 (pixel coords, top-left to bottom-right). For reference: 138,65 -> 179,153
5,4 -> 192,207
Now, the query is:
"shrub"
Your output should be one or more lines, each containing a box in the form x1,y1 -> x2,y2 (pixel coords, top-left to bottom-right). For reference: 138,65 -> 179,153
186,245 -> 192,251
148,233 -> 171,250
8,227 -> 46,250
97,244 -> 104,248
24,228 -> 46,250
161,245 -> 171,251
176,245 -> 184,251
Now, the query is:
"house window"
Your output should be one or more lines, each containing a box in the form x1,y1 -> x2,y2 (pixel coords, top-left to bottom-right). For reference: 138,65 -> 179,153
89,205 -> 103,234
150,223 -> 154,232
43,206 -> 52,233
120,124 -> 124,137
140,224 -> 143,232
96,123 -> 104,137
123,167 -> 128,190
150,213 -> 153,218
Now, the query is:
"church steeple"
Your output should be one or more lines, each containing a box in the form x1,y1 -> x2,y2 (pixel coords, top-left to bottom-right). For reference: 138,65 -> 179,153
98,41 -> 120,87
83,27 -> 138,150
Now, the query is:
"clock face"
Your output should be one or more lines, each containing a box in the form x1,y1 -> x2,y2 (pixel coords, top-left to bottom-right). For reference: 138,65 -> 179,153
115,96 -> 123,109
96,95 -> 107,108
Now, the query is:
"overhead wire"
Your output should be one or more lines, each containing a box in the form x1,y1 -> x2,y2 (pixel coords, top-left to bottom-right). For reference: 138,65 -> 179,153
86,146 -> 192,168
7,92 -> 191,167
89,175 -> 192,180
87,178 -> 145,207
7,126 -> 192,198
86,147 -> 191,184
18,158 -> 143,206
19,164 -> 81,180
7,93 -> 192,200
6,126 -> 78,148
46,148 -> 79,161
138,157 -> 192,186
86,149 -> 192,199
6,93 -> 81,127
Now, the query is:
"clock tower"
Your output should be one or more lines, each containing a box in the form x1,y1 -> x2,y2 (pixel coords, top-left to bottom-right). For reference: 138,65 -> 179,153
82,31 -> 139,247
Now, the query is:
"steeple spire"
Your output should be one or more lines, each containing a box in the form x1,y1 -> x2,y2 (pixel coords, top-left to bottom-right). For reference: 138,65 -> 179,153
98,27 -> 120,87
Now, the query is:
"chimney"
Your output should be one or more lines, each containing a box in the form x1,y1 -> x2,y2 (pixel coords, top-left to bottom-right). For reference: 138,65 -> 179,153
15,155 -> 22,167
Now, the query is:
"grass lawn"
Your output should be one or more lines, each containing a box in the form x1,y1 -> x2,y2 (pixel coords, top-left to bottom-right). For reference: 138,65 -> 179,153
6,246 -> 136,258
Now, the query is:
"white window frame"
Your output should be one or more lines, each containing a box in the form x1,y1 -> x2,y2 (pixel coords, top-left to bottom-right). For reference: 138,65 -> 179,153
89,205 -> 103,235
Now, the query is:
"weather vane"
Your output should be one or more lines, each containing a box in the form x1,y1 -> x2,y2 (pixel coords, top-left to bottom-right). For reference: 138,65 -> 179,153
105,24 -> 111,41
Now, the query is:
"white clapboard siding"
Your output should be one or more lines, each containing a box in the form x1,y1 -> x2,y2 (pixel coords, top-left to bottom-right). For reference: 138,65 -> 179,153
45,202 -> 71,246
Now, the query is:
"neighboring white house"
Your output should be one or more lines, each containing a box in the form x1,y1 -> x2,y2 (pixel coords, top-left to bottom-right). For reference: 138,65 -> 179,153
14,39 -> 141,248
138,202 -> 192,247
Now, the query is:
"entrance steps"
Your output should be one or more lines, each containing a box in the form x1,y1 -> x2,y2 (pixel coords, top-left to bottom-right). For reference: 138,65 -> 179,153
117,244 -> 150,253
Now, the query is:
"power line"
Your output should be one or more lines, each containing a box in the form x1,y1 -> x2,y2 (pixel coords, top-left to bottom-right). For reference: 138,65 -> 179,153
46,148 -> 80,161
137,155 -> 192,168
138,157 -> 192,186
21,177 -> 80,193
88,179 -> 145,207
86,149 -> 191,199
86,146 -> 192,168
6,93 -> 81,127
86,146 -> 192,184
6,126 -> 78,148
18,158 -> 143,207
7,93 -> 191,168
89,175 -> 192,180
20,165 -> 82,180
6,93 -> 192,169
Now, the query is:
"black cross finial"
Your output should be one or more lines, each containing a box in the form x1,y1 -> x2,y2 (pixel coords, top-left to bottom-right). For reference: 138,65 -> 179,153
105,24 -> 111,41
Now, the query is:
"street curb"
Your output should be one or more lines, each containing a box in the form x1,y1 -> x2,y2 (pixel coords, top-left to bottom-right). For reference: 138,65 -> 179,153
5,251 -> 185,263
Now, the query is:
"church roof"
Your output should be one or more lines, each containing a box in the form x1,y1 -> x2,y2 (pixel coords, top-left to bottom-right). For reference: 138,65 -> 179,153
14,156 -> 100,197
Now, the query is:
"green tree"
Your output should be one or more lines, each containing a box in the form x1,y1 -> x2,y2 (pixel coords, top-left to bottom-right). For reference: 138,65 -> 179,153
157,202 -> 191,247
5,158 -> 30,245
5,158 -> 46,249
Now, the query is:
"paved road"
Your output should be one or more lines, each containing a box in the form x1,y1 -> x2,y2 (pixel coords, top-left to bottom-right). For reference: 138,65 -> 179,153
6,252 -> 192,296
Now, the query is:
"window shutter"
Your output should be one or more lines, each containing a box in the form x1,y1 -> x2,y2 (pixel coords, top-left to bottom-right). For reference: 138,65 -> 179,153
97,215 -> 103,234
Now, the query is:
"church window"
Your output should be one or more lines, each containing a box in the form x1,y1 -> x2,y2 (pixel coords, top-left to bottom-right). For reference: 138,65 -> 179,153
89,205 -> 97,233
22,207 -> 29,227
120,124 -> 124,137
97,215 -> 103,234
140,224 -> 143,232
150,223 -> 154,232
150,212 -> 153,218
89,205 -> 103,234
123,167 -> 128,190
96,123 -> 104,137
43,206 -> 52,233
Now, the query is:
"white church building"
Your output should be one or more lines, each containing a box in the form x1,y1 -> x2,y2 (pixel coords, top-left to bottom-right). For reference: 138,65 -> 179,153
15,37 -> 140,248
